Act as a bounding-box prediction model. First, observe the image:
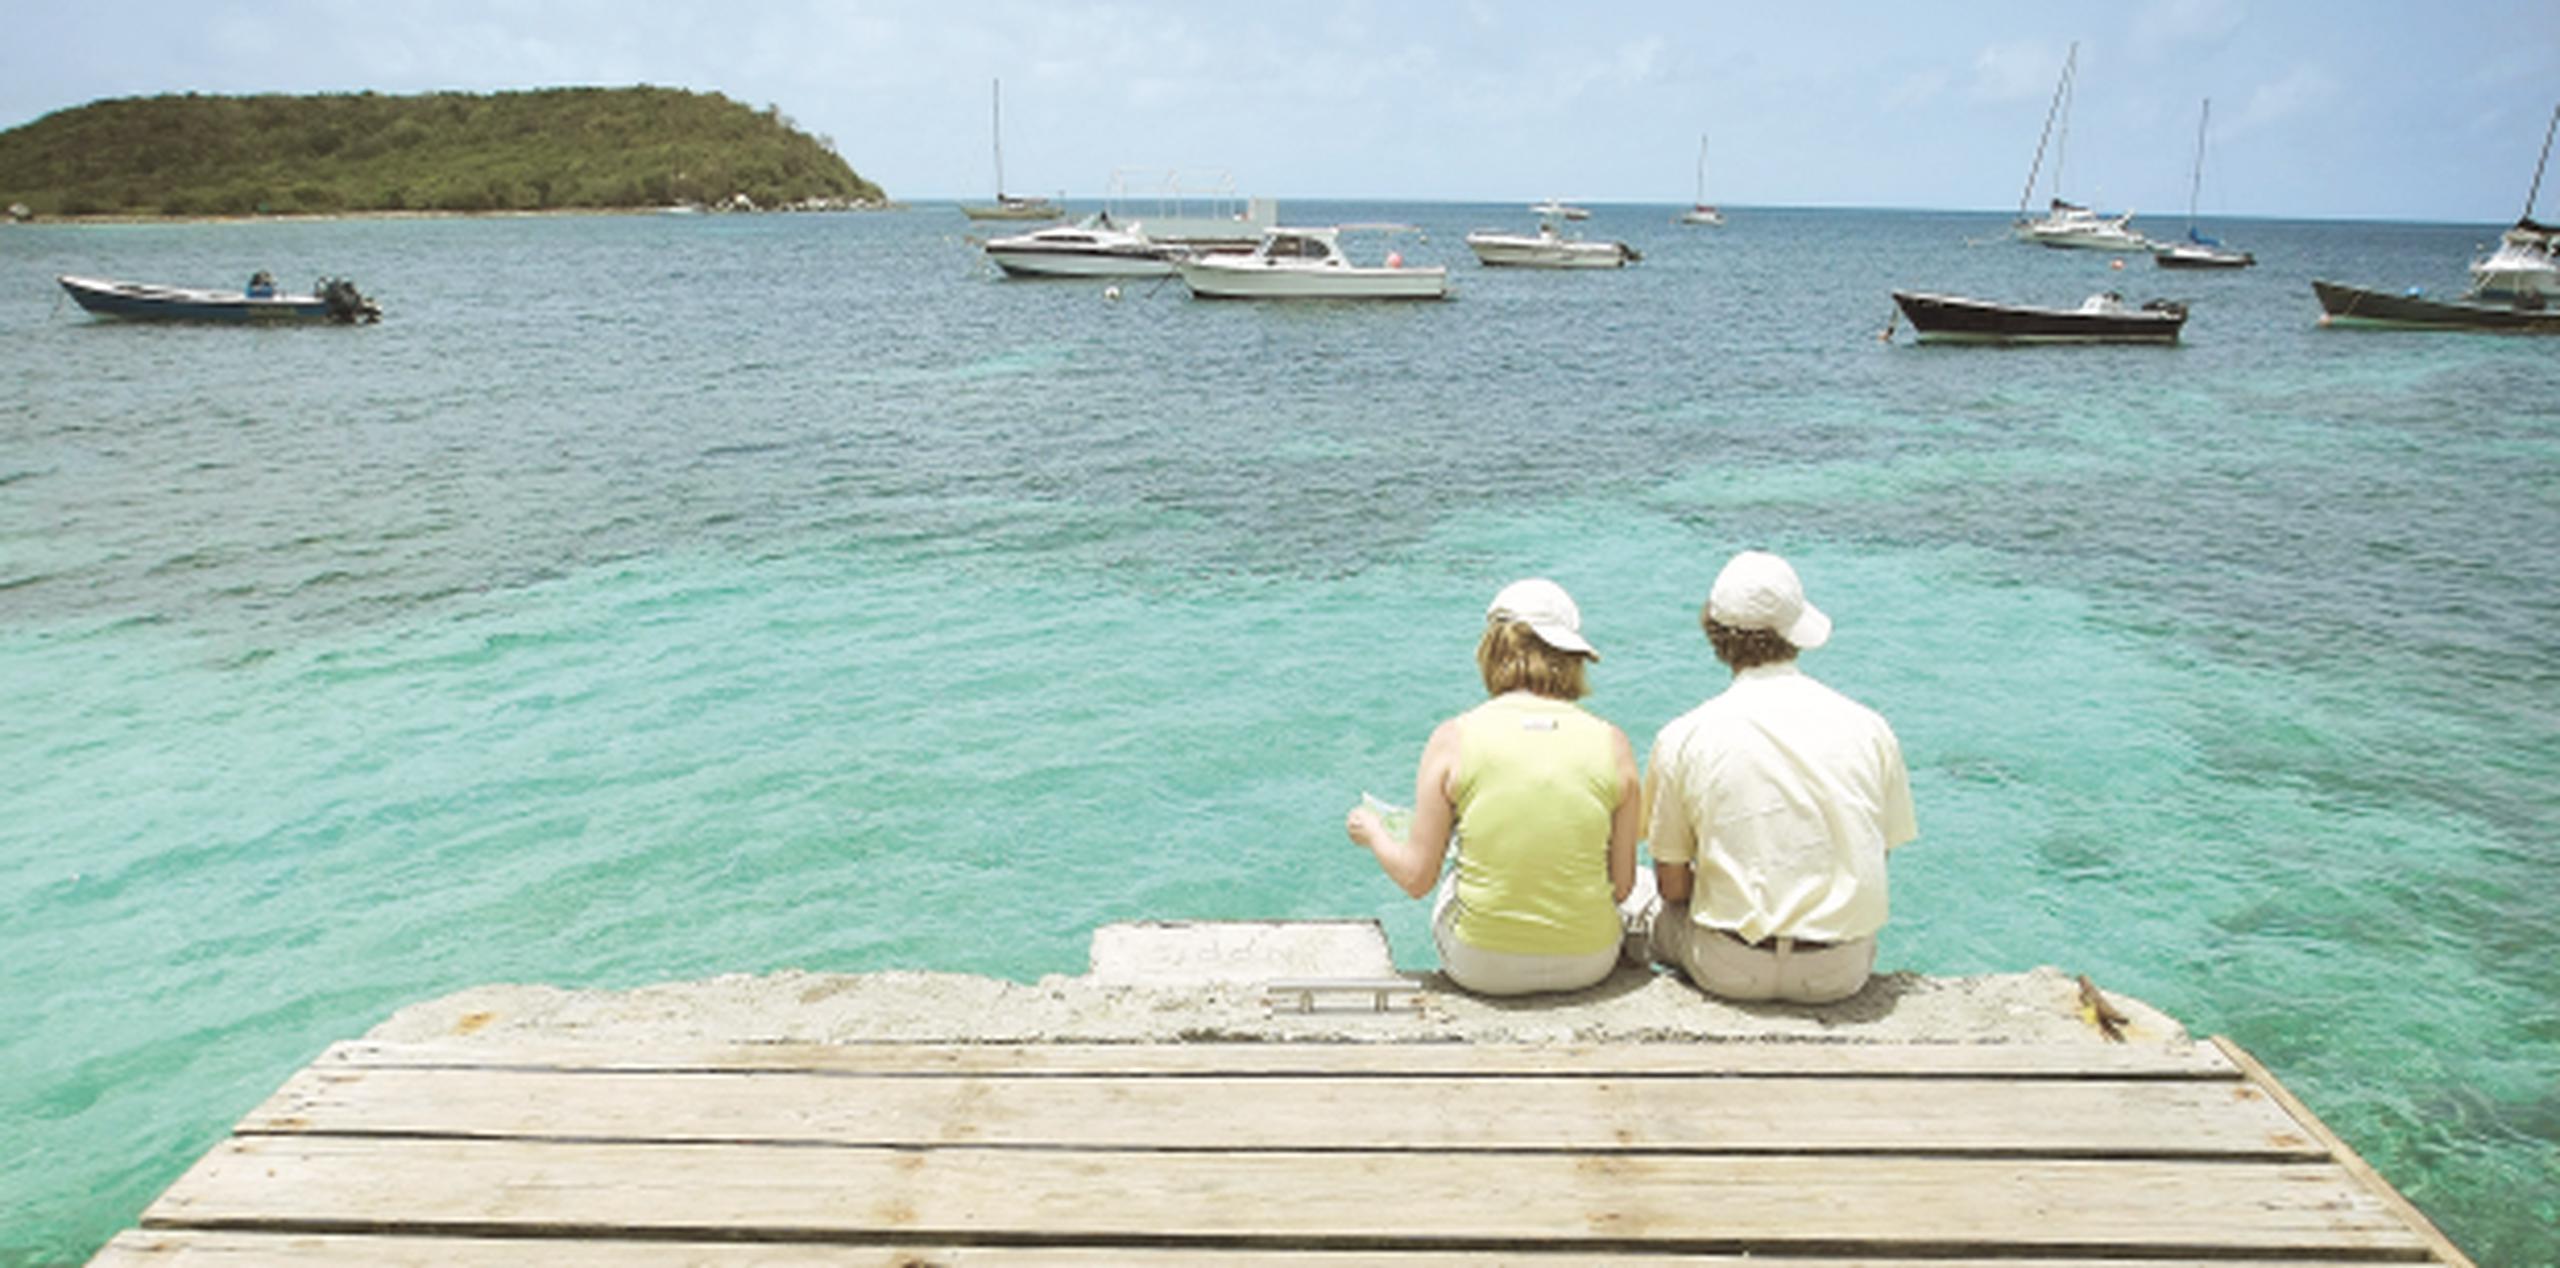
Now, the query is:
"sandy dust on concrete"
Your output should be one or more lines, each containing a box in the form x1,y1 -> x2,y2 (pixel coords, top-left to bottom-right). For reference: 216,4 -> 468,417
368,957 -> 2190,1051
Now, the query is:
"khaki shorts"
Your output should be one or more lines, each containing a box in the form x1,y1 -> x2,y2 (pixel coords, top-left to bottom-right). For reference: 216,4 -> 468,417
1645,900 -> 1875,1004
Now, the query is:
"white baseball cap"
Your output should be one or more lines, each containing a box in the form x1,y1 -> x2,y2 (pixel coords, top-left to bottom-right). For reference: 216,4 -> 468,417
1487,577 -> 1598,660
1707,551 -> 1831,649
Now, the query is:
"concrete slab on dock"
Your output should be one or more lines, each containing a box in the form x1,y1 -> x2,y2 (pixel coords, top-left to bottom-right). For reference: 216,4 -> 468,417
95,1034 -> 2470,1265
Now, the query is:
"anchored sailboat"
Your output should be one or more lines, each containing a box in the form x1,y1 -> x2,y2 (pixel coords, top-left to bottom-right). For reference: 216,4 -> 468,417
2012,44 -> 2147,251
1678,134 -> 1723,226
960,79 -> 1060,222
2154,99 -> 2254,268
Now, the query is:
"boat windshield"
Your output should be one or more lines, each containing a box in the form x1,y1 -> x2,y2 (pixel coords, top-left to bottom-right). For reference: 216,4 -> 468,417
1262,234 -> 1336,261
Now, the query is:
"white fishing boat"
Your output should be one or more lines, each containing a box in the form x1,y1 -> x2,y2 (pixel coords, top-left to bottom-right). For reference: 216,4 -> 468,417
1677,135 -> 1723,226
2011,44 -> 2148,252
2472,223 -> 2560,301
1465,212 -> 1638,268
2153,99 -> 2254,269
959,80 -> 1060,222
2470,103 -> 2560,301
983,213 -> 1175,278
1173,225 -> 1450,300
1105,168 -> 1276,252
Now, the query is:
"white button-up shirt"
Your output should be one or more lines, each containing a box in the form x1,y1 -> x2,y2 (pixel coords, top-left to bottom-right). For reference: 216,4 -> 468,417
1644,662 -> 1916,943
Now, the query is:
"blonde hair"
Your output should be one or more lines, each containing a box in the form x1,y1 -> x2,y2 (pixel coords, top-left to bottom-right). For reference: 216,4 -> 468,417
1477,620 -> 1591,700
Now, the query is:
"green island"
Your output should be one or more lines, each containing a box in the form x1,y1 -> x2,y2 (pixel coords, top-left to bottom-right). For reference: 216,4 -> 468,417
0,85 -> 886,218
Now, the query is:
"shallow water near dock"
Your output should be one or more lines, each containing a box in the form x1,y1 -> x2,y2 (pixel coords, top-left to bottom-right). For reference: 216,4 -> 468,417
2,205 -> 2555,1262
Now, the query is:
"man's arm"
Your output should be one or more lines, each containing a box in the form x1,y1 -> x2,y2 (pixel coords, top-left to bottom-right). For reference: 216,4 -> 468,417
1641,735 -> 1695,903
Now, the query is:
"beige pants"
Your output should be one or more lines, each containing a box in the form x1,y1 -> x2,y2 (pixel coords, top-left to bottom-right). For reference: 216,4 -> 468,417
1621,875 -> 1875,1004
1430,872 -> 1620,997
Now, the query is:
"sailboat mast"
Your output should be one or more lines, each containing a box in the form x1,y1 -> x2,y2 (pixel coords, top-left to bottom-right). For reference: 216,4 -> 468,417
2186,98 -> 2211,229
2524,101 -> 2560,221
991,79 -> 1006,199
2017,43 -> 2076,218
1697,134 -> 1708,204
2052,51 -> 2073,204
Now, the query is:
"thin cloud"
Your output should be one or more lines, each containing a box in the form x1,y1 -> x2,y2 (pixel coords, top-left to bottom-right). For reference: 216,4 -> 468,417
2127,0 -> 2246,60
2224,64 -> 2339,140
1969,40 -> 2070,104
1887,69 -> 1949,110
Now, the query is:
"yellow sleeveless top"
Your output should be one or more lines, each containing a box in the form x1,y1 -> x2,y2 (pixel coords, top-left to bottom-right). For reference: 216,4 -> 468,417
1448,692 -> 1622,956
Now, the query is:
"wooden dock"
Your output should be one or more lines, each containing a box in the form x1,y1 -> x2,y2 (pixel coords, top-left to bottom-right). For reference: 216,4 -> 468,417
95,1034 -> 2470,1265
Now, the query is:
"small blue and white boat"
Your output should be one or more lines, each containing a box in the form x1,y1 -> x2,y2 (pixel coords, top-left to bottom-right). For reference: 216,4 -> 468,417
57,272 -> 381,323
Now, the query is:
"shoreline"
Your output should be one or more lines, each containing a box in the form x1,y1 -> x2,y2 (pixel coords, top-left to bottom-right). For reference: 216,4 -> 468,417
4,203 -> 911,228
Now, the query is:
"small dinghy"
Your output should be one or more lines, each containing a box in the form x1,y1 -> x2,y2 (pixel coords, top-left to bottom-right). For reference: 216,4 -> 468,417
57,272 -> 381,323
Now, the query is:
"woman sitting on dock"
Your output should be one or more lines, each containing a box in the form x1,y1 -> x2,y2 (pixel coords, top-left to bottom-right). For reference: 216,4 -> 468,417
1345,578 -> 1642,995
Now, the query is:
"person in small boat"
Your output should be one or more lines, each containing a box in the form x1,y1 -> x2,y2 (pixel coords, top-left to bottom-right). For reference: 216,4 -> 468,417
245,271 -> 277,298
1633,551 -> 1916,1004
1345,578 -> 1641,996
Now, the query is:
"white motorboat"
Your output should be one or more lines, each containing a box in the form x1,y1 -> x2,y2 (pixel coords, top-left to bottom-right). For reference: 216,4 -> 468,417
1464,216 -> 1638,269
1529,199 -> 1591,221
2020,199 -> 2150,252
1174,225 -> 1450,300
1677,135 -> 1723,226
983,213 -> 1175,278
1106,168 -> 1276,252
2010,44 -> 2148,252
2471,224 -> 2560,301
2470,104 -> 2560,301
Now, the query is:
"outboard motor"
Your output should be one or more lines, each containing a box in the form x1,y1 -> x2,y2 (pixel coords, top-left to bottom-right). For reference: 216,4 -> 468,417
317,277 -> 382,324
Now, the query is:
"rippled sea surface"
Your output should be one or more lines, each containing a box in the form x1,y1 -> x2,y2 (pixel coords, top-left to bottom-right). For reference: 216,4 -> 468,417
2,205 -> 2554,1262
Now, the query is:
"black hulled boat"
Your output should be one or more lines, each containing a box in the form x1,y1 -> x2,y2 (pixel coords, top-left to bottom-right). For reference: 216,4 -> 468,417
2312,280 -> 2560,332
1891,291 -> 2187,344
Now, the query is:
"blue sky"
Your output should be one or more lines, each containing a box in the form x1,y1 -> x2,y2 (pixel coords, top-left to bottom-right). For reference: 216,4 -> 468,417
5,1 -> 2557,222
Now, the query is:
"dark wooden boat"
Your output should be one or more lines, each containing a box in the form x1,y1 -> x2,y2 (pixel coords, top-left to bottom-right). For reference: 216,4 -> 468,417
2312,279 -> 2560,332
1891,290 -> 2186,343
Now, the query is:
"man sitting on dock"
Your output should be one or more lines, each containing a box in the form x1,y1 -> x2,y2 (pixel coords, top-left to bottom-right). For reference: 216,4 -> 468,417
1635,551 -> 1916,1004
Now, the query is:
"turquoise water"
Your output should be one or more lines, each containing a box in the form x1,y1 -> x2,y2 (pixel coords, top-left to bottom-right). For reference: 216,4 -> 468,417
2,205 -> 2554,1262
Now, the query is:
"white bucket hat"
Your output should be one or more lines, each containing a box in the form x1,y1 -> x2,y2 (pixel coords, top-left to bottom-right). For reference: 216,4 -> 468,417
1707,551 -> 1831,649
1487,577 -> 1598,660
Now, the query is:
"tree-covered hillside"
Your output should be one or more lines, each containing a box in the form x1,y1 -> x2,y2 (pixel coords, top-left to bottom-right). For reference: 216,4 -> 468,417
0,86 -> 884,217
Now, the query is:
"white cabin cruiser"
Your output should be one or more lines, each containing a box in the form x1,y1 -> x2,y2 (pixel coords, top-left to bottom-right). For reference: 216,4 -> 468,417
1173,226 -> 1450,300
983,213 -> 1175,278
2471,221 -> 2560,301
2016,198 -> 2150,252
1464,216 -> 1639,268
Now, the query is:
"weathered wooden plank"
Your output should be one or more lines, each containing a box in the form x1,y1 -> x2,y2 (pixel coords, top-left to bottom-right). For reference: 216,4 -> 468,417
241,1066 -> 2321,1159
321,1038 -> 2240,1080
89,1228 -> 2427,1267
2214,1037 -> 2475,1268
140,1137 -> 2430,1257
